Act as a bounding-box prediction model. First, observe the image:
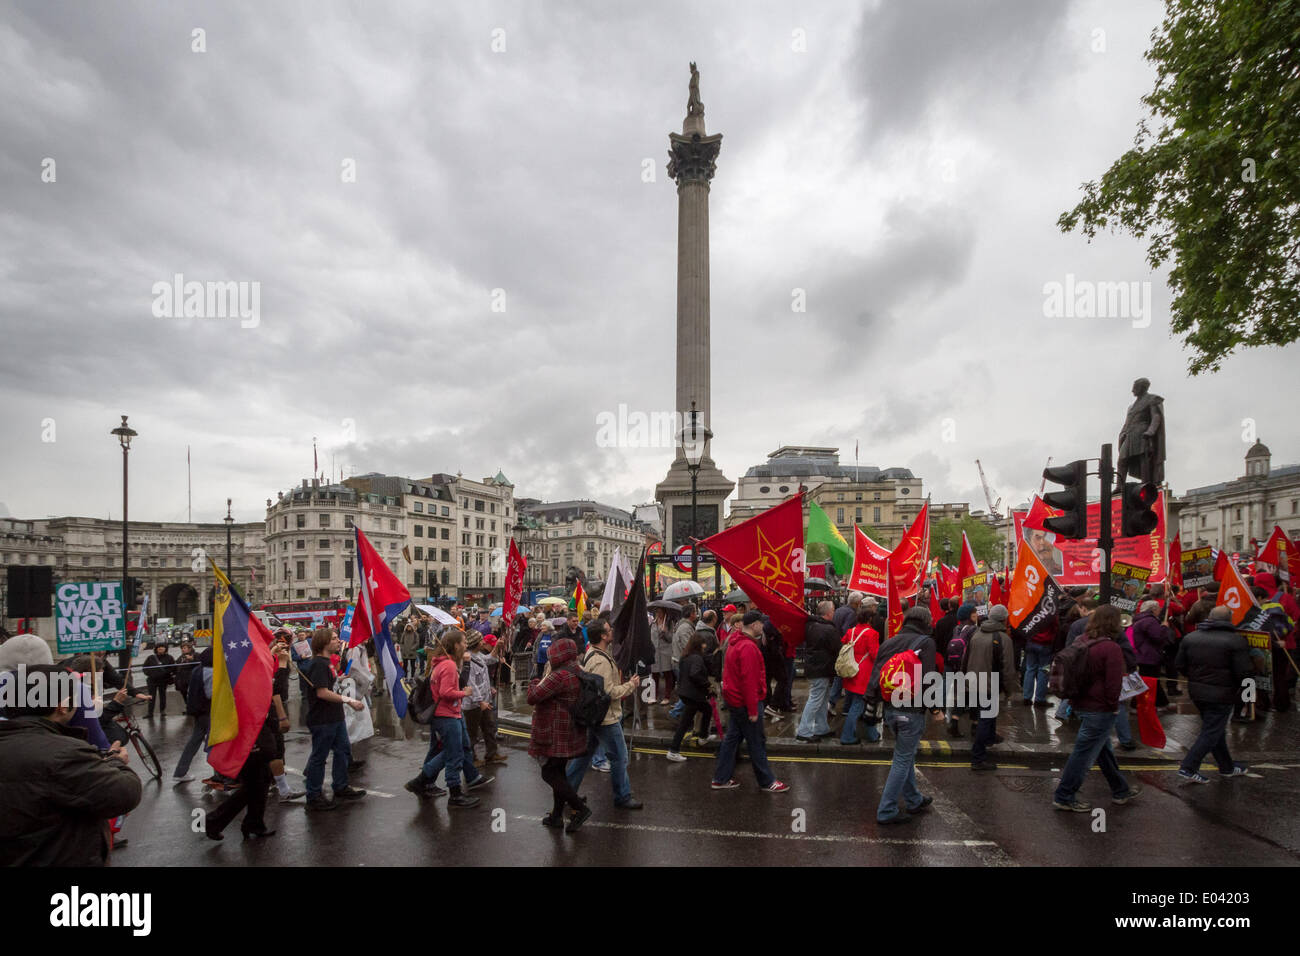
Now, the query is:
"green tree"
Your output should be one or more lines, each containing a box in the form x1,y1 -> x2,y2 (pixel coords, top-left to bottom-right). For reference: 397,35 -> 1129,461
929,517 -> 1003,567
1057,0 -> 1300,374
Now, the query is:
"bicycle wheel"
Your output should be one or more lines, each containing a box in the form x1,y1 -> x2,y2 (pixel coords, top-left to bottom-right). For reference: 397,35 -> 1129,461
131,730 -> 162,780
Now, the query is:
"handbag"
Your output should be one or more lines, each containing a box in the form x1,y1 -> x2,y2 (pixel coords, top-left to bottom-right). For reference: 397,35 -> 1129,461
1118,670 -> 1148,702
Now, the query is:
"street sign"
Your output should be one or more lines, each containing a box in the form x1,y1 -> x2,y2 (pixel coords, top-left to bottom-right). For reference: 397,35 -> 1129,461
674,545 -> 695,573
55,581 -> 127,655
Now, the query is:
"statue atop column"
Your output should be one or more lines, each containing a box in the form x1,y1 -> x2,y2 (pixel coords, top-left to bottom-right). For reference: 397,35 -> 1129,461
688,62 -> 703,117
1117,377 -> 1166,485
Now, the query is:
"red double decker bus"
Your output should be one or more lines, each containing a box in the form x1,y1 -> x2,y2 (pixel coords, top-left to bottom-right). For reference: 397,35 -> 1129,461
256,599 -> 348,629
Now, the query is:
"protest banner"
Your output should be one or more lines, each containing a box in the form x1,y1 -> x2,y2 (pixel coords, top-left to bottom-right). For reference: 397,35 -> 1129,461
1013,490 -> 1167,586
1181,546 -> 1214,588
1107,561 -> 1152,613
55,581 -> 127,655
961,571 -> 989,616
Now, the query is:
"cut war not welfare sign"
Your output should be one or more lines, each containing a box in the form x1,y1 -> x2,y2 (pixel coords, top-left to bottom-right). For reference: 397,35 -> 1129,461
55,581 -> 126,654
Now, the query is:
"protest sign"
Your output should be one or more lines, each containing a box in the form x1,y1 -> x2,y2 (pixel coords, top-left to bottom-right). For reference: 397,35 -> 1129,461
55,581 -> 126,655
1107,561 -> 1153,613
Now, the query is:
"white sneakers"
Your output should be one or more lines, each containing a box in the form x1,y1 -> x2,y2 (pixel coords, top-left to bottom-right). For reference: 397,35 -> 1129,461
666,751 -> 687,762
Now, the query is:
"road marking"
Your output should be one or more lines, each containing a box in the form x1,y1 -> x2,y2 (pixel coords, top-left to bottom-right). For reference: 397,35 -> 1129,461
284,767 -> 391,797
512,814 -> 999,849
915,767 -> 1018,868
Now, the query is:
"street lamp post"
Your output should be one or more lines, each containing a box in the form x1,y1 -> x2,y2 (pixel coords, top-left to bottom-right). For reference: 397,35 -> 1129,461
224,498 -> 234,582
111,415 -> 137,669
679,400 -> 712,583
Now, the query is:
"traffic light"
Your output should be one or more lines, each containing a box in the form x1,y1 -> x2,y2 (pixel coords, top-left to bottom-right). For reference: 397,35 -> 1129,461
124,577 -> 146,607
1041,459 -> 1089,539
1120,480 -> 1160,538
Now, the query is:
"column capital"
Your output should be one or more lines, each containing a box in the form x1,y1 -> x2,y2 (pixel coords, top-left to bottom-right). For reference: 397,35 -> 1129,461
667,131 -> 722,186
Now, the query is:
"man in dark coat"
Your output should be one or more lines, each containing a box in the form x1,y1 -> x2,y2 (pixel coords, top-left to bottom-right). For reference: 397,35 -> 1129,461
1175,606 -> 1253,782
0,664 -> 143,865
796,601 -> 840,741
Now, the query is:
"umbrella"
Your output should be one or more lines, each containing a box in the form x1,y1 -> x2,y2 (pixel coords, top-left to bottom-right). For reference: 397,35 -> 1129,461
537,596 -> 567,607
723,588 -> 749,603
663,580 -> 705,601
804,577 -> 832,590
647,599 -> 684,615
549,616 -> 568,626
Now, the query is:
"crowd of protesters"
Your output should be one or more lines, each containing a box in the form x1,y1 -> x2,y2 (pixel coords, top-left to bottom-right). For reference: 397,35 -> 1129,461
1,564 -> 1296,860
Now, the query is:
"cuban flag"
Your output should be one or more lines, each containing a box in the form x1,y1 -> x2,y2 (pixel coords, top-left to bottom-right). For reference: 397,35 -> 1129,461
351,527 -> 412,717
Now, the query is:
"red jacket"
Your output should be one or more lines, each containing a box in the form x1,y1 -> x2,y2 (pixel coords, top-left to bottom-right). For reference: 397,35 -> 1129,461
840,625 -> 880,696
526,638 -> 587,758
431,656 -> 468,719
722,632 -> 766,719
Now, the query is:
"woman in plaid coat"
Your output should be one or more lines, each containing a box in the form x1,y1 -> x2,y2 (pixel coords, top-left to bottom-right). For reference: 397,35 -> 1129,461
526,637 -> 591,831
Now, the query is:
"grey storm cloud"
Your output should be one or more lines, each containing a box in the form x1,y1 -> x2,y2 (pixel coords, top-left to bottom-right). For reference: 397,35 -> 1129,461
2,0 -> 1297,526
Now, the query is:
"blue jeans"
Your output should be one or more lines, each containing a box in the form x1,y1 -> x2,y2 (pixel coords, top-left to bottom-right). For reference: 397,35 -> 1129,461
796,677 -> 832,737
591,739 -> 608,768
432,715 -> 482,790
1114,698 -> 1133,745
839,692 -> 879,743
305,721 -> 351,798
1179,702 -> 1234,775
174,713 -> 210,777
1023,643 -> 1053,702
829,675 -> 844,708
1054,710 -> 1130,803
877,707 -> 927,821
669,663 -> 683,719
421,725 -> 446,782
712,705 -> 776,788
566,722 -> 631,804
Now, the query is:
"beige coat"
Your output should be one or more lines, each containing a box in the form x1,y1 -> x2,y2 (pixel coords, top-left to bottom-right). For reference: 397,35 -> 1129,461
581,645 -> 638,726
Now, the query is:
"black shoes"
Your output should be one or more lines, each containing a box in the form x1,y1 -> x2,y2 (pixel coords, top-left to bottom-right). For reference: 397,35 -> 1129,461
241,826 -> 276,839
335,786 -> 367,801
305,796 -> 338,811
447,786 -> 479,808
541,813 -> 564,828
466,775 -> 495,791
971,760 -> 998,772
615,798 -> 644,809
907,796 -> 934,814
566,801 -> 593,833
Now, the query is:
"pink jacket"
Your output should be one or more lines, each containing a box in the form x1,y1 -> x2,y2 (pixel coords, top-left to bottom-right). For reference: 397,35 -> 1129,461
431,657 -> 468,719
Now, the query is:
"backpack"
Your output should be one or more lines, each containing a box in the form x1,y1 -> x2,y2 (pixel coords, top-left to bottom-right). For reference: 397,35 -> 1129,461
1048,636 -> 1099,700
878,648 -> 922,701
569,651 -> 612,729
405,672 -> 436,725
834,640 -> 860,679
945,630 -> 969,673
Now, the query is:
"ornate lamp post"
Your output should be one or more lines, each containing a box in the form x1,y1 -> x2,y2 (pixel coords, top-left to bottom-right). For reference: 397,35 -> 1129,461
679,400 -> 712,583
110,415 -> 137,668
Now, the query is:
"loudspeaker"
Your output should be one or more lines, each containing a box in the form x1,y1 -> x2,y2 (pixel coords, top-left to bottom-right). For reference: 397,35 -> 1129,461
6,566 -> 54,618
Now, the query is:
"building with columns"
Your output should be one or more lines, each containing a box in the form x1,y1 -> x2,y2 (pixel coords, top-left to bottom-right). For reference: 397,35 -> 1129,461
516,499 -> 658,592
1171,440 -> 1300,551
1,515 -> 264,637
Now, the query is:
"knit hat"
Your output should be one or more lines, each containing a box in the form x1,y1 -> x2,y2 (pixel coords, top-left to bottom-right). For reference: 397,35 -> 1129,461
465,631 -> 483,651
989,604 -> 1009,623
956,602 -> 976,622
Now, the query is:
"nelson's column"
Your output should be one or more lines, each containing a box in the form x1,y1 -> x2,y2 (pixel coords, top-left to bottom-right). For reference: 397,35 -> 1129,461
655,63 -> 734,556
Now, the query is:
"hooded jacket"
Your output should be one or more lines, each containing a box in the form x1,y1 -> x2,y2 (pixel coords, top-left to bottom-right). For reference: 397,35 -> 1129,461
721,630 -> 767,719
1130,609 -> 1171,667
864,625 -> 938,710
526,638 -> 586,757
0,717 -> 142,866
962,620 -> 1020,696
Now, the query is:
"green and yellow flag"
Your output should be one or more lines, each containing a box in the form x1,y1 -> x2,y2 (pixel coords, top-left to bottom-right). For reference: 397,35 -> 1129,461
806,500 -> 851,577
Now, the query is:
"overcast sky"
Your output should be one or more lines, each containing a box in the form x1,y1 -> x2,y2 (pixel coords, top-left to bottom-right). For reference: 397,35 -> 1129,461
3,0 -> 1295,525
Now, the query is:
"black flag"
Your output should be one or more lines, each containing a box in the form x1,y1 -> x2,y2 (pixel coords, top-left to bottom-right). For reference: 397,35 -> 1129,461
613,550 -> 653,677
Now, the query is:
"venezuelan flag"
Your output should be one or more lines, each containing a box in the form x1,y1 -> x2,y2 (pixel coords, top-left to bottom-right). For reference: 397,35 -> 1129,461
208,565 -> 276,777
570,580 -> 587,618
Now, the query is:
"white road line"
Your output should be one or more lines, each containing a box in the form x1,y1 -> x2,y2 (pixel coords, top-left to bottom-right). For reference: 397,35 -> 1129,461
915,767 -> 1018,867
283,767 -> 391,797
511,814 -> 998,848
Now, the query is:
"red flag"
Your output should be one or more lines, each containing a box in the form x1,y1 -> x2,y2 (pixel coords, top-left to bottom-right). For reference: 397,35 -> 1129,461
1135,676 -> 1166,748
886,555 -> 905,638
939,563 -> 961,600
1168,533 -> 1183,589
1289,538 -> 1300,587
928,583 -> 941,623
890,501 -> 930,599
1257,526 -> 1292,581
989,573 -> 1006,607
847,526 -> 891,597
1021,494 -> 1063,532
957,531 -> 978,583
700,493 -> 805,607
502,538 -> 527,624
1212,548 -> 1231,584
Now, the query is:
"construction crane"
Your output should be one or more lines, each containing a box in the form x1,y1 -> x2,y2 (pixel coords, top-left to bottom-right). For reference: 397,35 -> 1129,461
975,459 -> 1002,517
1038,456 -> 1054,496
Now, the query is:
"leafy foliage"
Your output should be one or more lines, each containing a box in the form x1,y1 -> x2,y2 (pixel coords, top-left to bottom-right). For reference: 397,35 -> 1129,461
1058,0 -> 1300,373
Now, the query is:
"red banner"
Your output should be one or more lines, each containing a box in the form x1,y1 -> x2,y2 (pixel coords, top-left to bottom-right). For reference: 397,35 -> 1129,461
891,502 -> 930,599
1167,533 -> 1183,589
1257,525 -> 1292,582
847,526 -> 891,596
1013,490 -> 1167,586
502,538 -> 527,625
